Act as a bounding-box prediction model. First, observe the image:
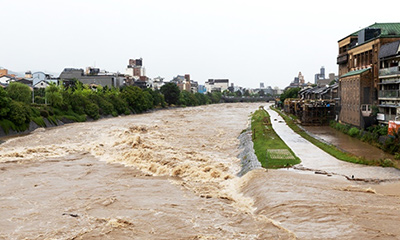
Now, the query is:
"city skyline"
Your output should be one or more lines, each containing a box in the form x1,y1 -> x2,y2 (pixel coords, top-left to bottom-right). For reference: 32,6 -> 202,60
1,0 -> 399,88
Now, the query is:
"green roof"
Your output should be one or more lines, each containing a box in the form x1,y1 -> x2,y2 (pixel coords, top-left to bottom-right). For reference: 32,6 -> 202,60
340,68 -> 371,78
339,22 -> 400,42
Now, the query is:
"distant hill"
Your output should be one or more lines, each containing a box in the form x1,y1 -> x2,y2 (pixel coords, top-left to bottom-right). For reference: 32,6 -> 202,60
0,66 -> 59,78
0,66 -> 24,77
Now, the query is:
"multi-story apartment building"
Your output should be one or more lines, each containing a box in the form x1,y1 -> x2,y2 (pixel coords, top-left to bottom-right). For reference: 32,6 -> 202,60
377,40 -> 400,123
205,79 -> 229,93
126,58 -> 145,78
337,23 -> 400,128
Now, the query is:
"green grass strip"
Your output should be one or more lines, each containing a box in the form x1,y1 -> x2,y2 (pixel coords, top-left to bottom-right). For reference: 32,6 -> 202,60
271,106 -> 397,168
251,107 -> 300,168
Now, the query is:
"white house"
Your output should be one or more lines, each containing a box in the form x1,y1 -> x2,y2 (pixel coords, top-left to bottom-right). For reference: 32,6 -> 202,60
33,80 -> 51,89
0,75 -> 12,85
31,72 -> 58,86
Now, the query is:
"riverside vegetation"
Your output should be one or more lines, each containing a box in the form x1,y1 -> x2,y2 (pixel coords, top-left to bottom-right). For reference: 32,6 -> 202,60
272,106 -> 399,169
251,107 -> 300,168
0,81 -> 223,135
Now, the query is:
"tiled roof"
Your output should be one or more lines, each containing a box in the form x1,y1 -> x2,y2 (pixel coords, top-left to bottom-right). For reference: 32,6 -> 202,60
379,40 -> 400,59
340,68 -> 371,78
339,23 -> 400,42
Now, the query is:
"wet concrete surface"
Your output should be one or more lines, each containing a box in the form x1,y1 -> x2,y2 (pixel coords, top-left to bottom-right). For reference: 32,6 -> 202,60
267,107 -> 400,181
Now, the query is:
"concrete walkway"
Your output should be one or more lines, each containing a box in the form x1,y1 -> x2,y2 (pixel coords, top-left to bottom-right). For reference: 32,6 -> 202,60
266,106 -> 400,181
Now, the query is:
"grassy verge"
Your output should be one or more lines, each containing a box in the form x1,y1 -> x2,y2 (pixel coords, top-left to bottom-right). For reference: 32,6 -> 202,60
251,107 -> 300,168
271,106 -> 398,168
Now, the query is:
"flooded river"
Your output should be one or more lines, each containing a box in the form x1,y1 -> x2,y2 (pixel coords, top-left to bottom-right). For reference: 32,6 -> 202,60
1,103 -> 400,239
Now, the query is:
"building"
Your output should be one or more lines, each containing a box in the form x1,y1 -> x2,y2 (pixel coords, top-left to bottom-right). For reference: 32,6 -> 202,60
15,78 -> 33,87
31,72 -> 58,86
0,68 -> 17,84
284,84 -> 338,126
33,80 -> 51,89
59,68 -> 125,88
171,74 -> 192,92
198,85 -> 207,94
314,66 -> 326,84
205,79 -> 229,93
0,68 -> 9,77
126,58 -> 145,78
298,72 -> 305,85
377,40 -> 400,123
316,73 -> 338,87
151,76 -> 165,90
337,23 -> 400,128
287,72 -> 305,88
190,80 -> 199,93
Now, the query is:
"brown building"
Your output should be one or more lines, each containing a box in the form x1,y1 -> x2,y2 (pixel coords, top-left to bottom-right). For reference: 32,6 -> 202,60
339,69 -> 373,127
0,69 -> 8,77
337,23 -> 400,128
0,68 -> 16,78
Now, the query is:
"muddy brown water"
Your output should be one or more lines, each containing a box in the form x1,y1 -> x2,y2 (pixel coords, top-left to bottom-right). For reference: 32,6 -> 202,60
1,103 -> 400,239
303,125 -> 394,161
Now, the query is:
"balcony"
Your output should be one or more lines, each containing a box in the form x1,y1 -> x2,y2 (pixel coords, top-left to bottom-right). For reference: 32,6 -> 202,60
379,66 -> 400,77
377,113 -> 397,122
379,90 -> 400,99
337,53 -> 348,64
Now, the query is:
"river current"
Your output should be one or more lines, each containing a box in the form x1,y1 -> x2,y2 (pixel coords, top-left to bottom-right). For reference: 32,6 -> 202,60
1,103 -> 400,239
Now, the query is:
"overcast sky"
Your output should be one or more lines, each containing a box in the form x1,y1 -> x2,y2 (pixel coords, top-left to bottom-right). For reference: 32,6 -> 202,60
2,0 -> 399,88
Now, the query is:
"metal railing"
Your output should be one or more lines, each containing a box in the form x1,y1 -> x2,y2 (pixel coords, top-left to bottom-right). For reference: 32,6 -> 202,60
379,66 -> 400,76
379,90 -> 400,98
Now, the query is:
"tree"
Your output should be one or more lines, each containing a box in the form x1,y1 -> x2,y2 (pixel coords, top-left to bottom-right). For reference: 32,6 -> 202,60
280,87 -> 300,102
6,82 -> 32,104
0,87 -> 11,118
160,83 -> 180,105
8,101 -> 30,125
45,83 -> 63,107
121,86 -> 153,113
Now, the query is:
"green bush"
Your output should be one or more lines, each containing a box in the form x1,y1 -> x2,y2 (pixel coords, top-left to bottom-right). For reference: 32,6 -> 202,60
0,87 -> 11,117
160,83 -> 180,105
8,101 -> 30,125
88,94 -> 114,115
348,127 -> 360,137
380,158 -> 394,167
47,115 -> 58,125
6,82 -> 32,104
85,102 -> 100,120
40,110 -> 49,118
383,137 -> 400,154
0,119 -> 16,134
108,93 -> 128,115
361,131 -> 374,143
32,117 -> 46,127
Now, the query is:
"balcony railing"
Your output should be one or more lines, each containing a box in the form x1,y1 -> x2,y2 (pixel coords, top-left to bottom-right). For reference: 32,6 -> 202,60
379,90 -> 400,98
377,113 -> 397,122
379,66 -> 400,76
337,53 -> 348,64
